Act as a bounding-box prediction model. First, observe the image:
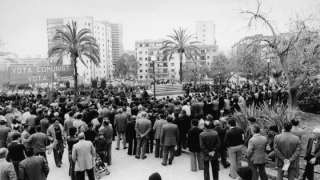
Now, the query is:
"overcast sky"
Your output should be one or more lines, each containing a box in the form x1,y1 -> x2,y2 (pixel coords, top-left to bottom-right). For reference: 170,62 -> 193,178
0,0 -> 317,57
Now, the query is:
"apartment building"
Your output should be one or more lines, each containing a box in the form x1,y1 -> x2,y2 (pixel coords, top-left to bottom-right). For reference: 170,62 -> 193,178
196,21 -> 216,45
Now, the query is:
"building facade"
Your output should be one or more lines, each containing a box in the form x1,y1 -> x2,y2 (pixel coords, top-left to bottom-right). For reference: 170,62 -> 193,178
47,17 -> 114,84
135,39 -> 219,83
196,21 -> 216,45
110,23 -> 124,63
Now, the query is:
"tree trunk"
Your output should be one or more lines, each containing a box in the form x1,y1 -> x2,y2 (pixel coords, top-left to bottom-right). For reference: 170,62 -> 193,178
179,52 -> 183,83
280,54 -> 295,109
73,55 -> 78,92
289,87 -> 299,109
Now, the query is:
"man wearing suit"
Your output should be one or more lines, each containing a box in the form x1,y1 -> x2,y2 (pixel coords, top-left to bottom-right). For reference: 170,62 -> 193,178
7,134 -> 25,176
126,116 -> 137,156
224,118 -> 245,179
72,133 -> 96,180
274,122 -> 301,180
114,108 -> 128,150
200,119 -> 221,180
301,128 -> 320,180
246,125 -> 268,180
160,116 -> 179,166
153,114 -> 167,158
214,120 -> 230,168
135,112 -> 151,160
191,99 -> 200,118
187,119 -> 203,171
19,147 -> 49,180
0,148 -> 17,180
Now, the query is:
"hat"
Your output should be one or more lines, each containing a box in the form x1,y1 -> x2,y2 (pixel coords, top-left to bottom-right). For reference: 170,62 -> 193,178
312,128 -> 320,134
54,112 -> 59,117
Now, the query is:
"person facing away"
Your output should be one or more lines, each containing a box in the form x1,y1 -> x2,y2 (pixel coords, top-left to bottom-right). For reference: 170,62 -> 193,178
7,134 -> 25,176
0,147 -> 17,180
160,116 -> 179,166
135,111 -> 151,160
19,147 -> 49,180
246,125 -> 268,180
199,119 -> 221,180
72,133 -> 96,180
274,121 -> 301,180
187,119 -> 204,172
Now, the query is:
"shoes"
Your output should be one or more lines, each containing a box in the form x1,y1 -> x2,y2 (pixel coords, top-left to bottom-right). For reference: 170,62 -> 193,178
115,148 -> 119,150
169,161 -> 172,165
127,153 -> 132,156
107,163 -> 111,166
223,163 -> 230,168
161,162 -> 167,166
124,147 -> 128,150
135,156 -> 140,159
56,164 -> 61,168
142,156 -> 147,160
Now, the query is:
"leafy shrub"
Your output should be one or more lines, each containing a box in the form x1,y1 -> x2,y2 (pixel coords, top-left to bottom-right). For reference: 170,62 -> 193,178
100,79 -> 106,89
233,102 -> 299,135
91,79 -> 98,88
298,86 -> 320,114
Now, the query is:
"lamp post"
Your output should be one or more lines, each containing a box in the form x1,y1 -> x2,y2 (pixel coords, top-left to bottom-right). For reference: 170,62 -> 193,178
199,65 -> 202,85
151,55 -> 157,99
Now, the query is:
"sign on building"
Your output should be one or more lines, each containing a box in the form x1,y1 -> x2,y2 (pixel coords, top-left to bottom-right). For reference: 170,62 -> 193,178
8,65 -> 73,85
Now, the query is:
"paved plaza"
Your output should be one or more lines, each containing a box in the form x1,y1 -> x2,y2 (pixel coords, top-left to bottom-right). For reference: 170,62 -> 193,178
46,141 -> 233,180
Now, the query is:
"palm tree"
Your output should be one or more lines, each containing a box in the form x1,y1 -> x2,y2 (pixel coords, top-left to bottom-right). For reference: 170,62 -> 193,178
48,21 -> 100,92
160,28 -> 201,83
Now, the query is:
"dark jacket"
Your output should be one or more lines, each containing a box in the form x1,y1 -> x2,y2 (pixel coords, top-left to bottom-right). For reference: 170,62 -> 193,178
8,142 -> 25,162
304,137 -> 320,164
214,126 -> 227,151
160,122 -> 179,146
224,127 -> 244,148
126,120 -> 136,140
200,129 -> 221,161
187,127 -> 203,152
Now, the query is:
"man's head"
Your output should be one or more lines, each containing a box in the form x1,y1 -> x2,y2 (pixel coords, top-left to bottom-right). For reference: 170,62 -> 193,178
251,124 -> 260,135
290,119 -> 299,127
12,133 -> 21,142
191,119 -> 199,127
35,125 -> 41,132
141,112 -> 148,118
213,120 -> 220,127
312,128 -> 320,139
283,122 -> 292,132
167,116 -> 173,123
131,115 -> 136,121
25,147 -> 35,157
78,132 -> 85,140
0,148 -> 8,159
228,118 -> 236,127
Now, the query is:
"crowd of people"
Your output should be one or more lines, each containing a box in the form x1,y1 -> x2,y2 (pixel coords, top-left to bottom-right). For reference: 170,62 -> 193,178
0,85 -> 319,180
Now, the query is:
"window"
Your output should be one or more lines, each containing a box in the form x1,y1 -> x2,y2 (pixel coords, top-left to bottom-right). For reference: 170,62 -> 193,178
139,51 -> 142,55
145,44 -> 149,47
139,44 -> 142,47
145,63 -> 148,66
88,23 -> 90,26
145,70 -> 148,72
201,56 -> 206,60
201,50 -> 205,53
140,76 -> 143,79
140,70 -> 142,72
145,51 -> 148,55
139,58 -> 142,61
171,63 -> 174,66
145,58 -> 148,61
207,56 -> 210,59
171,69 -> 174,72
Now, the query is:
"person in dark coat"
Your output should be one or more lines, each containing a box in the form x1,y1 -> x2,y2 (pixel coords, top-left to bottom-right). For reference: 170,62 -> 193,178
213,120 -> 230,168
301,128 -> 320,180
126,116 -> 137,156
199,119 -> 221,180
7,134 -> 25,176
187,119 -> 204,171
173,111 -> 183,156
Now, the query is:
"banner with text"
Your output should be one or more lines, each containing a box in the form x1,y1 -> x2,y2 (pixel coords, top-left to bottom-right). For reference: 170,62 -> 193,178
8,65 -> 74,84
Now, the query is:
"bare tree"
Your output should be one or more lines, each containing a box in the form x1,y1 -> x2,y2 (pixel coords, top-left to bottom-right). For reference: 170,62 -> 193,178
240,1 -> 320,109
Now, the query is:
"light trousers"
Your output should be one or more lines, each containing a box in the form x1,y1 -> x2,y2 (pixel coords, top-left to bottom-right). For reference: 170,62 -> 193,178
227,145 -> 243,178
116,131 -> 126,149
190,151 -> 204,171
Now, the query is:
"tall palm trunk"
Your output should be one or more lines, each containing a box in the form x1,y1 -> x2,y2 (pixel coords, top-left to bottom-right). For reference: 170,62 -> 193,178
179,52 -> 183,83
73,55 -> 78,92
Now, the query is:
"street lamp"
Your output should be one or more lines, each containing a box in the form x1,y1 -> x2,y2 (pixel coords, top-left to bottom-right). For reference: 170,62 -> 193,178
151,55 -> 157,99
199,65 -> 202,85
